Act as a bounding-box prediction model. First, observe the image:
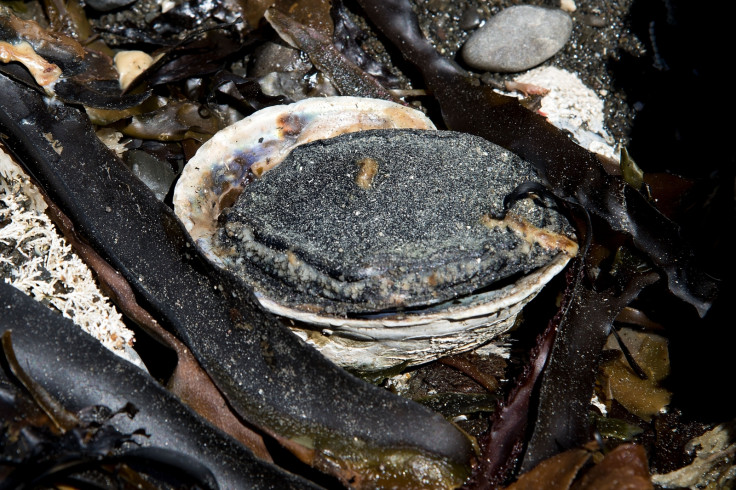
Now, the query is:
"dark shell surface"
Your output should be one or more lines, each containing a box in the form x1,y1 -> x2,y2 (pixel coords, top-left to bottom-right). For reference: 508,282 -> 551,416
216,129 -> 573,315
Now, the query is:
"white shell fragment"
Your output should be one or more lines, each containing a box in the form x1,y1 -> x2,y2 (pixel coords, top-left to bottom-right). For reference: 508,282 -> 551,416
173,96 -> 435,264
510,66 -> 617,159
114,50 -> 154,90
174,97 -> 577,372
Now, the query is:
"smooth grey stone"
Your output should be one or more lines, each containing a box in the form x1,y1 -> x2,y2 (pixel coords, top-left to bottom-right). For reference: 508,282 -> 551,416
250,42 -> 309,78
462,5 -> 573,73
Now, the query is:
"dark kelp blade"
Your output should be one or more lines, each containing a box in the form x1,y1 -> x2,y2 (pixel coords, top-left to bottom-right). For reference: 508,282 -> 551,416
0,72 -> 473,488
122,25 -> 245,93
53,78 -> 151,110
355,0 -> 718,316
520,258 -> 660,471
38,193 -> 272,460
0,282 -> 319,490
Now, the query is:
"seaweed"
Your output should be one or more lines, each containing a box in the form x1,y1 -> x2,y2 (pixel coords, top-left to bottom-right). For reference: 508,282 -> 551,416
265,8 -> 399,102
122,24 -> 246,91
331,2 -> 402,89
0,71 -> 473,488
2,0 -> 730,487
98,0 -> 253,46
343,1 -> 726,484
0,282 -> 319,489
41,194 -> 272,460
1,5 -> 150,109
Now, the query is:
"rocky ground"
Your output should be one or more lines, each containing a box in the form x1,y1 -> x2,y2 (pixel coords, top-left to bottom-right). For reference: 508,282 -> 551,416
2,0 -> 734,488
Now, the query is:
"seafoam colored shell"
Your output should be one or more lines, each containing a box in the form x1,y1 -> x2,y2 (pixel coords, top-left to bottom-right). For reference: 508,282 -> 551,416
173,96 -> 435,264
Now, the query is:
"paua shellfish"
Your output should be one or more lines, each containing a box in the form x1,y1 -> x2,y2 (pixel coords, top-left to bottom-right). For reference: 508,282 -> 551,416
174,97 -> 577,372
173,96 -> 436,261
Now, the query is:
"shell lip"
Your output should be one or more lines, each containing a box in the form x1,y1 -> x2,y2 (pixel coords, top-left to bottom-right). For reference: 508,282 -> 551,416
254,251 -> 572,336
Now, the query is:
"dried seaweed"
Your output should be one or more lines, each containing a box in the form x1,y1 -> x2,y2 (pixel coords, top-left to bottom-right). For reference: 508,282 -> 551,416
1,5 -> 149,109
98,0 -> 251,47
274,0 -> 334,35
571,444 -> 652,490
331,2 -> 402,89
599,329 -> 672,421
123,24 -> 246,91
1,5 -> 85,71
505,448 -> 591,490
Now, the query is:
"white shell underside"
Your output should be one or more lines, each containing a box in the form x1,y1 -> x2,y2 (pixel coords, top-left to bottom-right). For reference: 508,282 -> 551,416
263,253 -> 570,371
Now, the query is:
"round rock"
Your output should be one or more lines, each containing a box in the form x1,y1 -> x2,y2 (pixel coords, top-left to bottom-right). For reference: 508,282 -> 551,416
462,5 -> 573,73
216,129 -> 571,316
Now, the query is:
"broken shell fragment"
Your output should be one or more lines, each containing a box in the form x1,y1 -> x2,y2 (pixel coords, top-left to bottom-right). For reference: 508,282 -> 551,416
172,96 -> 435,263
113,50 -> 153,90
174,99 -> 577,372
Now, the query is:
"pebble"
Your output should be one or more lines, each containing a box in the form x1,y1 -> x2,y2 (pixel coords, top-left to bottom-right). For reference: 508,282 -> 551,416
126,150 -> 176,201
560,0 -> 576,13
113,50 -> 153,90
459,8 -> 482,31
461,5 -> 573,73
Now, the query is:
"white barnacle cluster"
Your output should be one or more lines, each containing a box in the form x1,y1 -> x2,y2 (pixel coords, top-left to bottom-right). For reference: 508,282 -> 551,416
1,147 -> 142,368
